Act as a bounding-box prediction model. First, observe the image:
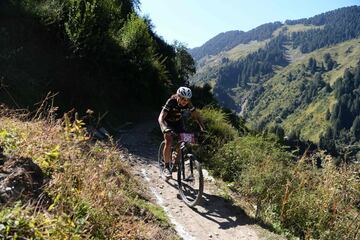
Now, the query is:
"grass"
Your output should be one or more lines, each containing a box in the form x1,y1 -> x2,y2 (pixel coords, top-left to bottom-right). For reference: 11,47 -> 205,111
0,106 -> 178,239
225,40 -> 268,61
273,24 -> 324,37
282,93 -> 334,143
210,132 -> 359,239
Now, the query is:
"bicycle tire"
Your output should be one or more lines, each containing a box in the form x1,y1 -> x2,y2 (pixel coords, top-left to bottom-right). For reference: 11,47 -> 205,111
177,154 -> 204,207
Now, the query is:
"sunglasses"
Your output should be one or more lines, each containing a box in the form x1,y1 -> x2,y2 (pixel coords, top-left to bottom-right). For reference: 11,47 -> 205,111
179,96 -> 189,103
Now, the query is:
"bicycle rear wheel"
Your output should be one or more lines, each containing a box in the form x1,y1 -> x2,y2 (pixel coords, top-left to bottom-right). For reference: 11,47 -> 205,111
177,154 -> 204,207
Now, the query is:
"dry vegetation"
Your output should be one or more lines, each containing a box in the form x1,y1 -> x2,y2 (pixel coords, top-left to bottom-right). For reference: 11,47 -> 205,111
0,105 -> 178,239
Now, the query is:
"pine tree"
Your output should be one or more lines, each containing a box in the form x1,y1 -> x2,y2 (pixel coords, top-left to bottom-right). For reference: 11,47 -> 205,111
325,109 -> 331,120
351,116 -> 360,139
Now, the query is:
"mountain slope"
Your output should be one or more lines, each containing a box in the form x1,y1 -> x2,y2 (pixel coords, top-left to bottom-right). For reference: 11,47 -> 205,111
189,5 -> 360,157
249,38 -> 360,143
189,22 -> 283,61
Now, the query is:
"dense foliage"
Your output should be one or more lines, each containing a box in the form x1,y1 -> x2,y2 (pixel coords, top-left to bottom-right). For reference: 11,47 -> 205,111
0,0 -> 195,122
320,61 -> 360,159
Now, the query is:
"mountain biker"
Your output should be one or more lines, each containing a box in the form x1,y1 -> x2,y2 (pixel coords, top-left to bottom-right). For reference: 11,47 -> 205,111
158,86 -> 206,179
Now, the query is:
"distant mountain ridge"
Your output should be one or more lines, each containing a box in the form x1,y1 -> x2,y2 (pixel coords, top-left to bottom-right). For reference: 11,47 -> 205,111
190,6 -> 360,61
189,5 -> 360,158
189,22 -> 283,61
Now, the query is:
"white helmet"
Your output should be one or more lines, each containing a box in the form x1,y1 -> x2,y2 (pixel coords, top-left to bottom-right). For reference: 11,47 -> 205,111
177,86 -> 192,99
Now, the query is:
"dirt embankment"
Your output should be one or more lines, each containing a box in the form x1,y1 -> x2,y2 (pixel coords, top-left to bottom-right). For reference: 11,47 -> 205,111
0,147 -> 44,205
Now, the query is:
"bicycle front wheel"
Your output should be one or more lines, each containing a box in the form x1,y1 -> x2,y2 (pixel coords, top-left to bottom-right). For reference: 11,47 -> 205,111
177,154 -> 204,207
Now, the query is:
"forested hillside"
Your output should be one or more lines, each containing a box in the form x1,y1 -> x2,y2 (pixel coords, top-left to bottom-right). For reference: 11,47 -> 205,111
189,5 -> 360,160
189,22 -> 283,61
287,6 -> 360,52
0,0 -> 194,122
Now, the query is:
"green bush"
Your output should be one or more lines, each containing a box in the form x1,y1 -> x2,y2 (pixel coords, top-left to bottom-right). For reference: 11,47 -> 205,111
192,108 -> 238,165
212,135 -> 292,181
212,135 -> 293,222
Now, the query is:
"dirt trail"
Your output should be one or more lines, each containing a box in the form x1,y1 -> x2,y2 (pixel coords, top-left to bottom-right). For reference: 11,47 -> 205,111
117,115 -> 283,240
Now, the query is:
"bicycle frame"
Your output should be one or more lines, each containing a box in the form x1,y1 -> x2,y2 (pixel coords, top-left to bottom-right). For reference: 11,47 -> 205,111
179,141 -> 193,180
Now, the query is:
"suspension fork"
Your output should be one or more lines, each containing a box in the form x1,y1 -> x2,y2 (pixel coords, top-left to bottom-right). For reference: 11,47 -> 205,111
190,154 -> 193,176
180,142 -> 186,179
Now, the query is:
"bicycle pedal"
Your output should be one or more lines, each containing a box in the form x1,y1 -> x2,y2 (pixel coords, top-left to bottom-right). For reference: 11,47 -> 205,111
162,170 -> 172,180
184,175 -> 194,181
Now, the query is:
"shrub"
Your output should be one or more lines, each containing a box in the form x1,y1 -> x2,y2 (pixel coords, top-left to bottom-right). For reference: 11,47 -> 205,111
212,135 -> 293,227
212,135 -> 292,181
191,107 -> 238,166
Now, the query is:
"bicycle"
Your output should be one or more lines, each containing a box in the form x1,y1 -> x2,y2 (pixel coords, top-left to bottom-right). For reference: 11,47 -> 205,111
158,132 -> 204,207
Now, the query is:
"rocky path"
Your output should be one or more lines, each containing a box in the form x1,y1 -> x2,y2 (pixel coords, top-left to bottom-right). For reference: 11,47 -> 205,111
117,115 -> 283,240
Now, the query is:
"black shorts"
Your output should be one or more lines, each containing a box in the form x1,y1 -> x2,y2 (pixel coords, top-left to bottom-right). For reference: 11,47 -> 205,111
160,120 -> 185,134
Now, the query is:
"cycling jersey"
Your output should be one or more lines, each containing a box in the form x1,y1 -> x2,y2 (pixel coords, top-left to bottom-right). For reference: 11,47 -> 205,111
162,96 -> 195,122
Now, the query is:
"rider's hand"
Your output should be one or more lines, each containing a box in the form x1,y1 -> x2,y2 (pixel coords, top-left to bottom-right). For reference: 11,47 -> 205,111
163,128 -> 172,134
200,127 -> 208,134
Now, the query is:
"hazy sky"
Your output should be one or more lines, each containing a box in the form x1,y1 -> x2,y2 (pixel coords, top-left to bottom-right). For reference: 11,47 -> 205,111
139,0 -> 360,48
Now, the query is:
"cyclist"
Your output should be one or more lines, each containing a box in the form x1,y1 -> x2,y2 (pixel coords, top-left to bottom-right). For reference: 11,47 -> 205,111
158,86 -> 206,179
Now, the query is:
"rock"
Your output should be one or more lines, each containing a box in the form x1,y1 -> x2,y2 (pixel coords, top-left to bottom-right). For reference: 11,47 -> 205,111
0,173 -> 8,180
0,156 -> 44,204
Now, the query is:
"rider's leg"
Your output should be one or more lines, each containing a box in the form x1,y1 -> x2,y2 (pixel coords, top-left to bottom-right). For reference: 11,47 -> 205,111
163,132 -> 173,167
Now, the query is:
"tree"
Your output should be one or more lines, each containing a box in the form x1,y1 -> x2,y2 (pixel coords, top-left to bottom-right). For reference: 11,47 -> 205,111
325,109 -> 331,120
324,53 -> 335,71
119,13 -> 155,64
351,116 -> 360,139
308,57 -> 317,73
173,41 -> 195,86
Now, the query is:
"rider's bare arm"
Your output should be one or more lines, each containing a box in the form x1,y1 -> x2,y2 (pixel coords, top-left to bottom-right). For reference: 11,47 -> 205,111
158,110 -> 169,132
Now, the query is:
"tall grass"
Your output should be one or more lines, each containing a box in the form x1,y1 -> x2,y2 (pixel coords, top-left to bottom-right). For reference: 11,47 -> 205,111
194,107 -> 238,165
215,137 -> 359,238
197,107 -> 359,239
279,152 -> 359,239
0,107 -> 178,239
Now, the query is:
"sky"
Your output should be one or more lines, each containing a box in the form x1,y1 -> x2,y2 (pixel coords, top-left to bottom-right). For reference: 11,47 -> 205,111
139,0 -> 360,48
